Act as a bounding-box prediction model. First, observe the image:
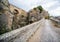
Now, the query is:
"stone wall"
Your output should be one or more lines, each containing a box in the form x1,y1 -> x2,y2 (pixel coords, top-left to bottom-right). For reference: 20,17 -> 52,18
0,19 -> 44,42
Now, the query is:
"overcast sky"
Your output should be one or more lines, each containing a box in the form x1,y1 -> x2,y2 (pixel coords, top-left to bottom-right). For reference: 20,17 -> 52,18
9,0 -> 60,16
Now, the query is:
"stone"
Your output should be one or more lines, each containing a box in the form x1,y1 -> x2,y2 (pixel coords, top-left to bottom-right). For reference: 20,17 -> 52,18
0,0 -> 13,34
10,4 -> 27,29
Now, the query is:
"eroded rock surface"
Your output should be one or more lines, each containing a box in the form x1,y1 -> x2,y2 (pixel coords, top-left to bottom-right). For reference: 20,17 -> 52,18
0,0 -> 13,34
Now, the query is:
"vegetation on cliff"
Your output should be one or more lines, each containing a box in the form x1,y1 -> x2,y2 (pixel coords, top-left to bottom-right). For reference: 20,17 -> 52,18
37,6 -> 43,13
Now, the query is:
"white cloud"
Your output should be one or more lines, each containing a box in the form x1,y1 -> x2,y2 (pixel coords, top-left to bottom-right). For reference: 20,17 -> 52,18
9,0 -> 60,16
9,0 -> 43,10
49,7 -> 60,16
41,1 -> 58,10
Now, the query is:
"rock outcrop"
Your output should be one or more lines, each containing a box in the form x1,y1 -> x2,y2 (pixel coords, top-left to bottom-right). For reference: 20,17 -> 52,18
0,0 -> 13,34
10,4 -> 27,29
0,0 -> 28,34
27,6 -> 49,24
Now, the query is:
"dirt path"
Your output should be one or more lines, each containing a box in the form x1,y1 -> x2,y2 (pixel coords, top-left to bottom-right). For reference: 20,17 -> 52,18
28,19 -> 60,42
27,19 -> 45,42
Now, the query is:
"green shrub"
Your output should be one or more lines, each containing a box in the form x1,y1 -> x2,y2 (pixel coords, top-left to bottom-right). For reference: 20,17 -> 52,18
33,8 -> 37,10
0,23 -> 11,35
45,16 -> 49,19
37,6 -> 43,13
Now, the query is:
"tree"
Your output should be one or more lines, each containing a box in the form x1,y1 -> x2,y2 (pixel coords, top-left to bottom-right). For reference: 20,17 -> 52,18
37,6 -> 43,13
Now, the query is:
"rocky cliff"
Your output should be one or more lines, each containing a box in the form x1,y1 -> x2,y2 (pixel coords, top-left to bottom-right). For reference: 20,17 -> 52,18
27,6 -> 49,24
10,4 -> 27,29
0,0 -> 13,34
0,0 -> 49,35
0,0 -> 28,34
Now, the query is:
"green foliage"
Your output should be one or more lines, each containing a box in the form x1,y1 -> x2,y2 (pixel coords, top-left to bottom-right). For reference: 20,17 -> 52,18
37,6 -> 43,13
45,16 -> 50,19
33,8 -> 37,10
0,23 -> 11,35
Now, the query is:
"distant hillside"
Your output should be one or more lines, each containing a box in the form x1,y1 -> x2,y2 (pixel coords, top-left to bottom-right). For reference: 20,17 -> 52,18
55,16 -> 60,20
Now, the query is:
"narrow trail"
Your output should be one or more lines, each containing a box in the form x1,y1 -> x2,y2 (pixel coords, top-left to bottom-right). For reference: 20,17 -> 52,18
28,19 -> 60,42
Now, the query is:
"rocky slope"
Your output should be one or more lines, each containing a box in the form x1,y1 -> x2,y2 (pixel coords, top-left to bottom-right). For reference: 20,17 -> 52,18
27,6 -> 49,24
10,4 -> 27,29
0,0 -> 28,34
0,0 -> 49,35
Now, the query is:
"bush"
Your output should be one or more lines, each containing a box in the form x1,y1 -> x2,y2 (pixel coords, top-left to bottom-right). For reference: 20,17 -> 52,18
45,16 -> 49,19
0,23 -> 11,35
33,8 -> 37,10
37,6 -> 43,13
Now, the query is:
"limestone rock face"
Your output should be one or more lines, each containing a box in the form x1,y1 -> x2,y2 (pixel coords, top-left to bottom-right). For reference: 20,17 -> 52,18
27,8 -> 42,23
0,0 -> 13,34
0,0 -> 9,11
27,7 -> 49,24
0,0 -> 28,34
41,10 -> 49,19
10,4 -> 27,29
0,0 -> 49,35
